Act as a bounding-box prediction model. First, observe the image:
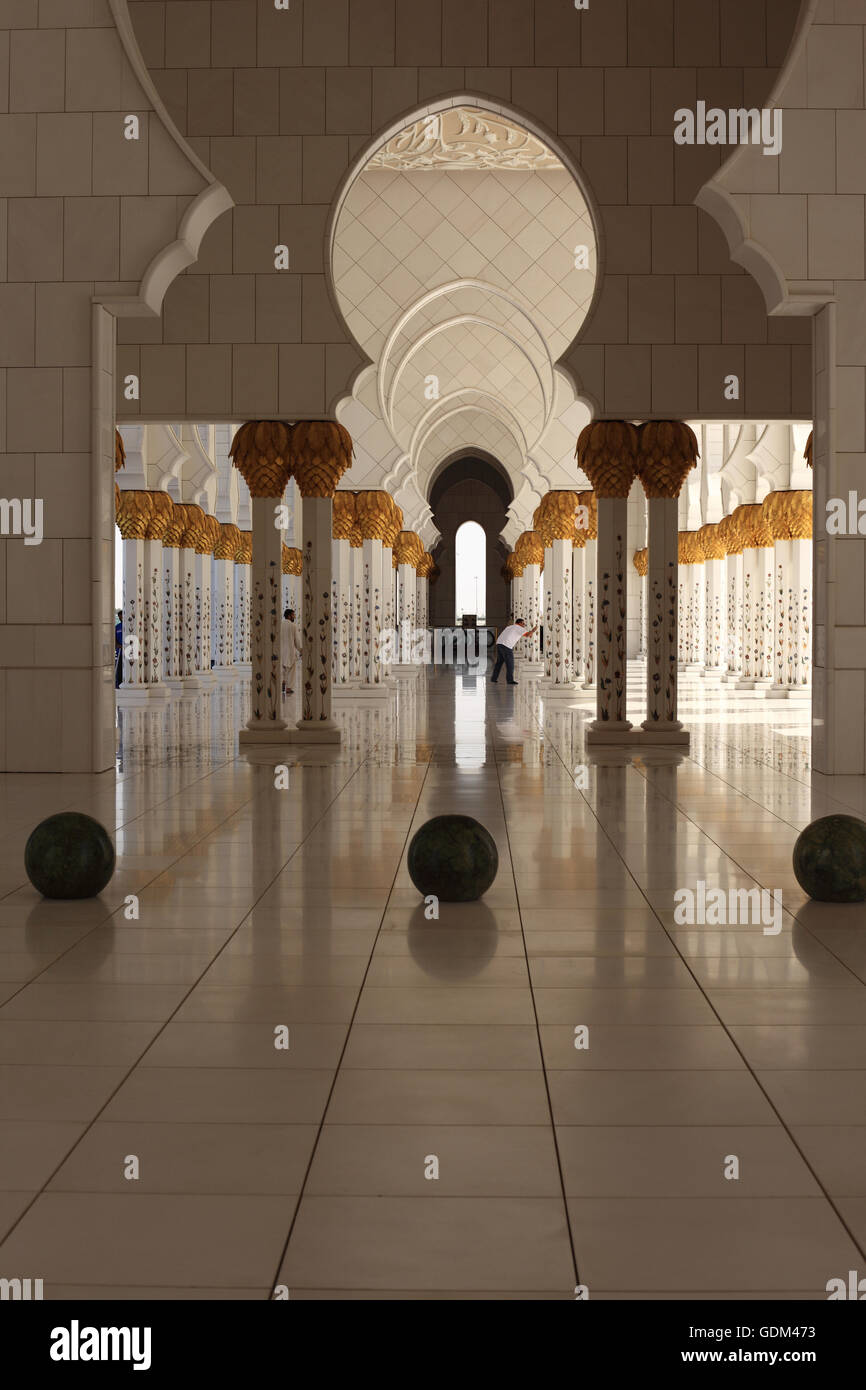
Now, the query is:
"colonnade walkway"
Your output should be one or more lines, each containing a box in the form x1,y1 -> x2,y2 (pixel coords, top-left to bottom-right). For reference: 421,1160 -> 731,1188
0,669 -> 865,1297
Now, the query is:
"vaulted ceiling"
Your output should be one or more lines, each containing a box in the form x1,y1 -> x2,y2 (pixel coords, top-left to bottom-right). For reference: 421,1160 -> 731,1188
332,108 -> 595,548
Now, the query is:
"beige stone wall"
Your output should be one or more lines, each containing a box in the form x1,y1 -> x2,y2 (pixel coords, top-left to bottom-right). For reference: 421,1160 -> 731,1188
0,0 -> 222,771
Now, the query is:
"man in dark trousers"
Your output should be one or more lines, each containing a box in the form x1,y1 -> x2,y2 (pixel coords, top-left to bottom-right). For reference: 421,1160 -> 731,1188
490,618 -> 538,686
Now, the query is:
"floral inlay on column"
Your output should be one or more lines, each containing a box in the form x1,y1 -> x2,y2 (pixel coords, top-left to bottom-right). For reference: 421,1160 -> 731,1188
289,422 -> 353,731
229,421 -> 293,731
635,421 -> 699,739
577,422 -> 639,734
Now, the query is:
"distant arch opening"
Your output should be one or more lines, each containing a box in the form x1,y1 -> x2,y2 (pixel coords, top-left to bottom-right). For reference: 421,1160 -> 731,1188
455,521 -> 487,627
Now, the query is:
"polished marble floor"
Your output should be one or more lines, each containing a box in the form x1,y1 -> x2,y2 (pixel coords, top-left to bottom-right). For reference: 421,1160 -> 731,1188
0,664 -> 865,1298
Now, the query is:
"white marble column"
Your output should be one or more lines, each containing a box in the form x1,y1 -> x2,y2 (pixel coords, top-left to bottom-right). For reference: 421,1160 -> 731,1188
289,423 -> 353,739
790,534 -> 812,696
641,498 -> 687,742
720,518 -> 744,684
119,536 -> 148,701
381,542 -> 396,684
176,505 -> 205,694
765,491 -> 812,700
331,536 -> 352,687
572,541 -> 585,682
351,539 -> 365,677
361,536 -> 385,688
523,562 -> 543,672
161,508 -> 184,691
684,549 -> 706,671
233,536 -> 252,674
735,505 -> 775,690
588,496 -> 631,737
701,530 -> 727,678
541,542 -> 554,679
582,538 -> 596,690
242,495 -> 286,734
294,495 -> 338,736
194,518 -> 217,683
212,522 -> 239,682
633,550 -> 648,661
395,562 -> 419,672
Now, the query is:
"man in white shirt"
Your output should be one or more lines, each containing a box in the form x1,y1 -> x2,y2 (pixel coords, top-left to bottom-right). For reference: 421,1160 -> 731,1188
281,607 -> 303,697
490,618 -> 537,686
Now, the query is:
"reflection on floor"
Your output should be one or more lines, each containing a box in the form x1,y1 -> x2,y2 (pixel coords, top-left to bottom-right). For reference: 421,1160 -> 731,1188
0,665 -> 865,1298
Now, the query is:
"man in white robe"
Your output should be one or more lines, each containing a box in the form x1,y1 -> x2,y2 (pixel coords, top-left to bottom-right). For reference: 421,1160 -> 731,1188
282,607 -> 303,696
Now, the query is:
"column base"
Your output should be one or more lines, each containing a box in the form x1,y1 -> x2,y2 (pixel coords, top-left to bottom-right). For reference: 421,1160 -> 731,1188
289,720 -> 342,744
542,682 -> 582,700
179,675 -> 204,692
638,719 -> 690,746
586,719 -> 634,745
721,670 -> 742,684
146,682 -> 171,700
238,723 -> 290,744
164,677 -> 184,693
334,683 -> 394,704
235,662 -> 252,677
519,661 -> 545,677
739,675 -> 773,690
116,686 -> 154,707
391,663 -> 422,678
702,666 -> 727,678
213,667 -> 240,682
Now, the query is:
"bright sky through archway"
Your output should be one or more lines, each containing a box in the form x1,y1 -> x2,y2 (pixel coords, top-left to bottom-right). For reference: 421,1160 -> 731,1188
455,520 -> 486,624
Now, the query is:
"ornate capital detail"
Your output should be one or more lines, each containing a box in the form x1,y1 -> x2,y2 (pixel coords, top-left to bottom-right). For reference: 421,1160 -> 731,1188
349,524 -> 363,549
637,421 -> 699,498
235,531 -> 253,565
173,503 -> 206,551
355,490 -> 395,541
678,531 -> 704,565
332,490 -> 357,540
382,497 -> 403,547
229,421 -> 293,498
416,552 -> 434,578
788,490 -> 813,540
161,503 -> 187,549
576,489 -> 598,539
194,514 -> 221,555
804,430 -> 813,469
698,522 -> 726,560
143,490 -> 174,541
505,552 -> 525,579
393,530 -> 424,567
762,491 -> 790,541
214,522 -> 242,560
576,420 -> 640,498
718,514 -> 744,556
733,502 -> 773,549
115,488 -> 153,540
282,545 -> 302,576
536,489 -> 581,542
515,530 -> 545,567
290,421 -> 354,498
115,428 -> 126,473
633,547 -> 648,577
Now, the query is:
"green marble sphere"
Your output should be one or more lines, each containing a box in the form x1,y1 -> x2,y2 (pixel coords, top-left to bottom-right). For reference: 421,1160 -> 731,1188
407,814 -> 499,903
793,814 -> 866,903
24,812 -> 116,900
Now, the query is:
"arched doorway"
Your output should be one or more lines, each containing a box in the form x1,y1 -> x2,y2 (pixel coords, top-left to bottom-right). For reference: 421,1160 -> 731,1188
428,455 -> 513,633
